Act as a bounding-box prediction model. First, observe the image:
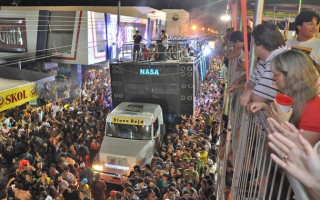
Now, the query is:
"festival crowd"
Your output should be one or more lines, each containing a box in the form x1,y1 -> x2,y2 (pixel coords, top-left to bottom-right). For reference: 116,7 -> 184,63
0,52 -> 225,200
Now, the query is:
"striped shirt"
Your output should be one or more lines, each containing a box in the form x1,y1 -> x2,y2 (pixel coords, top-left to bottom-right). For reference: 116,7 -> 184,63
249,47 -> 285,100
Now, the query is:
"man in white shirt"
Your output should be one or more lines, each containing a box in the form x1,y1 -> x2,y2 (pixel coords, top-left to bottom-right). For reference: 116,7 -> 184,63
286,11 -> 320,94
160,30 -> 168,49
240,21 -> 286,108
286,11 -> 320,66
52,102 -> 59,117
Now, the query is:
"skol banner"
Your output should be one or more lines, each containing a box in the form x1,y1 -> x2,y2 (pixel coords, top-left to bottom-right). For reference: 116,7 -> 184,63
0,84 -> 38,112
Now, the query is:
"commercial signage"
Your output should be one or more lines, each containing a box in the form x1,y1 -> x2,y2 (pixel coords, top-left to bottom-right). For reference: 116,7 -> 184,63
111,117 -> 144,125
0,18 -> 28,53
0,84 -> 38,112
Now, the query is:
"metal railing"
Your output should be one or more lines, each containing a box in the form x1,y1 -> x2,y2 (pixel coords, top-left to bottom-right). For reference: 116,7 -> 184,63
216,57 -> 309,200
120,42 -> 185,62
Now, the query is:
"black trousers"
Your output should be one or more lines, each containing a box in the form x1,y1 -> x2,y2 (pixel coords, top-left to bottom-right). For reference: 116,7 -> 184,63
133,45 -> 140,61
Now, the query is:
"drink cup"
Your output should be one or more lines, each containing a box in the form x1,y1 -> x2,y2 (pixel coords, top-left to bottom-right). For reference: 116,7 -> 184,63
275,94 -> 293,113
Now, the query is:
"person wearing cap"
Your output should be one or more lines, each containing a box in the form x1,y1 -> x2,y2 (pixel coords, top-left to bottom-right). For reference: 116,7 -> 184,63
90,173 -> 107,200
79,162 -> 95,185
79,178 -> 91,198
108,190 -> 117,200
204,159 -> 216,177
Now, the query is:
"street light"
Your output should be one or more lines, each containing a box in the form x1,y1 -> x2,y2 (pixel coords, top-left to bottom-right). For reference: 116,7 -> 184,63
192,25 -> 197,30
202,27 -> 205,31
220,14 -> 231,22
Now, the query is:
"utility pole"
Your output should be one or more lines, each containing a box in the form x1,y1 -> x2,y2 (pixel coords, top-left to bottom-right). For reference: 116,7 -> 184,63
116,0 -> 121,61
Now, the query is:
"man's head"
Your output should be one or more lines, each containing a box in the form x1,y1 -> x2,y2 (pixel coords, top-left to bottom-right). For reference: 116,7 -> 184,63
161,30 -> 166,34
295,11 -> 320,40
251,21 -> 285,53
136,30 -> 140,34
79,189 -> 86,199
229,31 -> 244,48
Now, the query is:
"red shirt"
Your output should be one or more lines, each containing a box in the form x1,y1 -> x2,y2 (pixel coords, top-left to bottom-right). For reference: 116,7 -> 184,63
298,96 -> 320,133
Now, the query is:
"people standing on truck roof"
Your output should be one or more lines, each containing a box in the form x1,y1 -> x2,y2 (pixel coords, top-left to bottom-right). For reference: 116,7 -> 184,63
160,30 -> 168,49
133,30 -> 142,62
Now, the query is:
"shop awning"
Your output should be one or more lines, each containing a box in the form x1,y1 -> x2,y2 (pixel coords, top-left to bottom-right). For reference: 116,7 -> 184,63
0,66 -> 55,84
0,66 -> 54,112
0,78 -> 38,112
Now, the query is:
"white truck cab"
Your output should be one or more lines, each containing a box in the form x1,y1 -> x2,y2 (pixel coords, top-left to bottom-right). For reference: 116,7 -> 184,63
92,102 -> 165,184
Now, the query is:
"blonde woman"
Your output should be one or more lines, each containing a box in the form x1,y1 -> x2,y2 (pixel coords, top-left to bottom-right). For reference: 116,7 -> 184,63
250,50 -> 320,146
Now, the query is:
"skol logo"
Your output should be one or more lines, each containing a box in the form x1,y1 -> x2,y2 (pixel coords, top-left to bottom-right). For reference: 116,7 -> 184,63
0,96 -> 4,109
29,86 -> 37,97
5,90 -> 28,105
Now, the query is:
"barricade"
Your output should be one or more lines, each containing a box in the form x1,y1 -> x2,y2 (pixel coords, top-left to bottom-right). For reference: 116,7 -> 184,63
217,58 -> 308,200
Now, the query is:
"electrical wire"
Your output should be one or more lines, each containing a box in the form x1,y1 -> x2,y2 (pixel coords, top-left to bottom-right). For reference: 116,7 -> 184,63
0,1 -> 224,66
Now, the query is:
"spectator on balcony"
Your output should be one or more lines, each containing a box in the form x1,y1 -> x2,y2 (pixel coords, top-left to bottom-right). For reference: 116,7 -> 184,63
286,10 -> 320,94
286,11 -> 320,66
250,50 -> 320,146
240,21 -> 286,108
225,31 -> 243,60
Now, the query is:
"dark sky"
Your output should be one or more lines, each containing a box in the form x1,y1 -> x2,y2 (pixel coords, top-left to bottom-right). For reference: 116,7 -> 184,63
0,0 -> 229,31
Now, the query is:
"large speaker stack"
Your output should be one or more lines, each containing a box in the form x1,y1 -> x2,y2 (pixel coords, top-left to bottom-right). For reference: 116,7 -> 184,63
110,62 -> 195,115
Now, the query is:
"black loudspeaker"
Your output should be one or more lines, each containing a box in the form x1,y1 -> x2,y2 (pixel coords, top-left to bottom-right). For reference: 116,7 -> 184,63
110,63 -> 194,115
179,64 -> 194,114
110,64 -> 124,107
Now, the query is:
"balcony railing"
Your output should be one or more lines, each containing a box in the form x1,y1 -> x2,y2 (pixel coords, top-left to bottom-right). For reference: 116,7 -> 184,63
216,58 -> 308,200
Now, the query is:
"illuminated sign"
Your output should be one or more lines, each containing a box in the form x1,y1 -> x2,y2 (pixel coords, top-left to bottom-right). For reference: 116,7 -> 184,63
111,117 -> 144,125
0,84 -> 38,112
139,68 -> 159,76
0,18 -> 28,53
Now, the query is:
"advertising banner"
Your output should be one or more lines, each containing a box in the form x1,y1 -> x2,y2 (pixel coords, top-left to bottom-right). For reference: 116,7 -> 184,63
0,84 -> 38,112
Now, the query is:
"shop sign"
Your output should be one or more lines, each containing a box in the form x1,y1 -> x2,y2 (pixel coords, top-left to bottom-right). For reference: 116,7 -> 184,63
111,117 -> 144,125
0,18 -> 28,53
0,84 -> 38,112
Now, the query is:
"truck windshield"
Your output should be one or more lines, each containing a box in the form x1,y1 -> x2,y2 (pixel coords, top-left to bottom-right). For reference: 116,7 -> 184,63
105,122 -> 152,140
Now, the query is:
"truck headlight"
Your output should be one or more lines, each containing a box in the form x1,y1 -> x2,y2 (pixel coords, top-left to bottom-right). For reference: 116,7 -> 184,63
93,164 -> 103,171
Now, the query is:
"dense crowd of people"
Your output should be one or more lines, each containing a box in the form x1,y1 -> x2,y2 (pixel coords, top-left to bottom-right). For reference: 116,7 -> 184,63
0,52 -> 225,200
